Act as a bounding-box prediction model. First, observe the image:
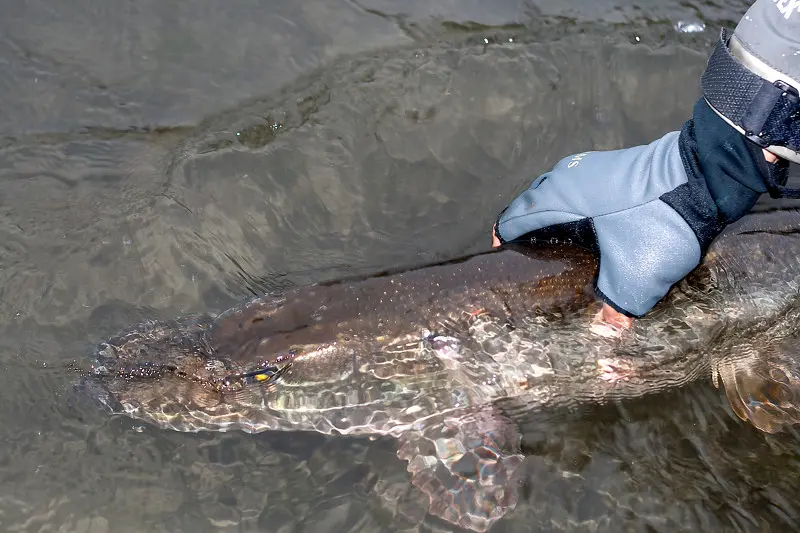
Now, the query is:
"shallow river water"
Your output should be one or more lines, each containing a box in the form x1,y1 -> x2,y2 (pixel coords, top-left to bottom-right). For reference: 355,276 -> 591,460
1,1 -> 799,531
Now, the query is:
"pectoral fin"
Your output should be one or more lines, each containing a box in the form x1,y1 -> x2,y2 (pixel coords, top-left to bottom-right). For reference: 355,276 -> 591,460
713,335 -> 800,434
395,406 -> 524,532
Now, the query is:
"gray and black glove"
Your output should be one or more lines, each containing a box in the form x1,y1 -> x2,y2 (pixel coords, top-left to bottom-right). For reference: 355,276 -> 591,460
495,130 -> 704,318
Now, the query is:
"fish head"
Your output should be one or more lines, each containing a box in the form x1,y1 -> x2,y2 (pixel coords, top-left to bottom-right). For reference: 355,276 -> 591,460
83,303 -> 409,435
84,314 -> 302,433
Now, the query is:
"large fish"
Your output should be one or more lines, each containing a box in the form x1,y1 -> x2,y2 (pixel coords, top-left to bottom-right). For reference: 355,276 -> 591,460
85,208 -> 800,532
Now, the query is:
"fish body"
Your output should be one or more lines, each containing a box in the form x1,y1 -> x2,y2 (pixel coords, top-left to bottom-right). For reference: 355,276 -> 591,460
87,209 -> 800,532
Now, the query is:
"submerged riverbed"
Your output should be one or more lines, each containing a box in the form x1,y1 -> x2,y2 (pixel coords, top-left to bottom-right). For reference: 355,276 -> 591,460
0,1 -> 799,531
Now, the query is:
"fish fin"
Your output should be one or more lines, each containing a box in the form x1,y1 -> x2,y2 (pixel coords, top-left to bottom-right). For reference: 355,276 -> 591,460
395,406 -> 524,532
713,335 -> 800,434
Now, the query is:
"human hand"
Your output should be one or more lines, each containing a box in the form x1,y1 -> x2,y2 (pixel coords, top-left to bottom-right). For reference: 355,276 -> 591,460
590,303 -> 634,338
492,223 -> 501,248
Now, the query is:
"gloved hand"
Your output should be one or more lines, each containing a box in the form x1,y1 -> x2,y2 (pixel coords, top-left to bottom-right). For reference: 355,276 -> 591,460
493,130 -> 704,319
492,0 -> 800,321
492,222 -> 633,336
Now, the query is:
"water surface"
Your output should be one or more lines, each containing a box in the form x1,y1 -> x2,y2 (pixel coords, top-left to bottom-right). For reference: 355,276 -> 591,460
0,1 -> 799,531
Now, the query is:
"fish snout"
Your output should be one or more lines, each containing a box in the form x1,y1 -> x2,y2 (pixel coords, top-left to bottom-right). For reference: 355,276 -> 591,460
90,342 -> 118,376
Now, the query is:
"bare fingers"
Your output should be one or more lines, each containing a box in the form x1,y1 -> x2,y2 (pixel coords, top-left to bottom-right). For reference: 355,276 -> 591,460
590,303 -> 633,338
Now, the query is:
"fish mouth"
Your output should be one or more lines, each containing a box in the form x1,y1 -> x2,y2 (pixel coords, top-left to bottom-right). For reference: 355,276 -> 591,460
80,316 -> 303,433
86,313 -> 235,386
91,334 -> 294,391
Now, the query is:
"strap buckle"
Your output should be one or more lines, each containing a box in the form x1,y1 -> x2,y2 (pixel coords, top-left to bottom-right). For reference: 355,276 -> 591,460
742,79 -> 800,148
